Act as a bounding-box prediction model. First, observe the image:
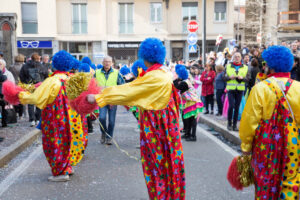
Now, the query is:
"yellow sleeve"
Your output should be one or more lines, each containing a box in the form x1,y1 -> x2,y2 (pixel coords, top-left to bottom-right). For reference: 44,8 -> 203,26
18,76 -> 62,110
239,84 -> 264,152
95,70 -> 172,110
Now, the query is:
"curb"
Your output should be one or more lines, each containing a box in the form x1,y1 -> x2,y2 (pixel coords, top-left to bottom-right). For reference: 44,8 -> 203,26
198,115 -> 241,145
0,129 -> 41,168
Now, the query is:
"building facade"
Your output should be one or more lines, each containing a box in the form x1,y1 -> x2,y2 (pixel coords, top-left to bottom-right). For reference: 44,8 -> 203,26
0,0 -> 234,65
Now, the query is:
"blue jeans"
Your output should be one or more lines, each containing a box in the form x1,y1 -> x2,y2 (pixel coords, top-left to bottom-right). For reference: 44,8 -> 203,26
99,105 -> 117,139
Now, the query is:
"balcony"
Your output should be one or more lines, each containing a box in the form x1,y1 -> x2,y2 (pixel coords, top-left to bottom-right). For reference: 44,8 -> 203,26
278,11 -> 300,31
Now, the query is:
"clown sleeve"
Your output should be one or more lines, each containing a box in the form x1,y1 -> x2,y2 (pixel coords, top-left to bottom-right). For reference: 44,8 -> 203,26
239,84 -> 263,153
95,70 -> 172,110
18,76 -> 62,110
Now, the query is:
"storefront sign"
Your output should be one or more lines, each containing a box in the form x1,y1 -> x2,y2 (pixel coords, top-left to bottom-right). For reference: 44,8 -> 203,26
108,43 -> 140,48
17,40 -> 52,48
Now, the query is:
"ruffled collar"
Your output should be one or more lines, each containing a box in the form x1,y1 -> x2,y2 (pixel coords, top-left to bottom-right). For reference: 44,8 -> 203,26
267,72 -> 290,78
140,64 -> 162,77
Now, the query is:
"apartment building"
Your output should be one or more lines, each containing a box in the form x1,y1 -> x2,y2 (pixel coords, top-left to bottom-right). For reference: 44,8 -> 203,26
0,0 -> 234,64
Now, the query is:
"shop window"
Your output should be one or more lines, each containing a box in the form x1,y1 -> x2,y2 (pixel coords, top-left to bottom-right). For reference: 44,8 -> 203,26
214,1 -> 227,22
119,3 -> 134,34
151,3 -> 162,23
21,3 -> 38,34
182,2 -> 198,33
72,3 -> 87,34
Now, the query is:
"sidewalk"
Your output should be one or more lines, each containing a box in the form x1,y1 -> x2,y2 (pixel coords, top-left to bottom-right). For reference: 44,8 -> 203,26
0,118 -> 40,167
198,113 -> 241,145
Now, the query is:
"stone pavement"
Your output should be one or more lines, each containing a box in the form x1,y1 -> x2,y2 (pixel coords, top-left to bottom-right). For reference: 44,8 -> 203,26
0,107 -> 254,200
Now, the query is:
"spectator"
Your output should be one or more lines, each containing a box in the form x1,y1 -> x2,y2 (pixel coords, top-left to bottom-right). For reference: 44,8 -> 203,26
223,53 -> 232,67
215,65 -> 226,116
251,48 -> 264,70
0,59 -> 14,127
243,54 -> 250,67
291,43 -> 300,57
291,56 -> 300,81
208,57 -> 216,71
95,56 -> 124,145
248,58 -> 261,92
41,54 -> 52,73
223,52 -> 250,131
20,53 -> 48,126
200,64 -> 216,114
193,66 -> 202,98
0,52 -> 3,59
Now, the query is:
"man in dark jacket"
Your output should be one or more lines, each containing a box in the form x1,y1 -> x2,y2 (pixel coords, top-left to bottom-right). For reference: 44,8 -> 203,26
19,53 -> 48,126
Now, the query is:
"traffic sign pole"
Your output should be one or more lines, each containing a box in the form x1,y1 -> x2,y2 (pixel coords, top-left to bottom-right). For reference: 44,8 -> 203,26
202,0 -> 206,66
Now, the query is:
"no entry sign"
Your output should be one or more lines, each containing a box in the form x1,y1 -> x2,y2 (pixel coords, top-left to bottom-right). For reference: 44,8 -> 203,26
187,21 -> 198,32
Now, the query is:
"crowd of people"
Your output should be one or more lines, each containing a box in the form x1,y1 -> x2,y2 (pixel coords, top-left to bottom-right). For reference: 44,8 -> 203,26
0,38 -> 299,199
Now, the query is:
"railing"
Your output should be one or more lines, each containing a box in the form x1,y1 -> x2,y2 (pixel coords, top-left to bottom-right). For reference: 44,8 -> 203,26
278,11 -> 300,25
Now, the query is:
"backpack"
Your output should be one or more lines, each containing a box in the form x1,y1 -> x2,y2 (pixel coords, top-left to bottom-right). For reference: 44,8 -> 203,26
251,78 -> 299,199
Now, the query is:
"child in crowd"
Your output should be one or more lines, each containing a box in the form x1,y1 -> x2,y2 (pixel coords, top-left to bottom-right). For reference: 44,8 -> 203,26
215,65 -> 226,116
200,64 -> 216,114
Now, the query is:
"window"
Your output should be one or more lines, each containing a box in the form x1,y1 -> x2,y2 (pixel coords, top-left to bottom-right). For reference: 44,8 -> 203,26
151,3 -> 162,23
72,4 -> 87,34
21,3 -> 38,34
119,3 -> 134,34
214,1 -> 227,22
182,2 -> 198,33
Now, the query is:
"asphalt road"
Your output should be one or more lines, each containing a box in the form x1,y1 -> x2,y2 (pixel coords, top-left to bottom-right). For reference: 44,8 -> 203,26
0,107 -> 254,200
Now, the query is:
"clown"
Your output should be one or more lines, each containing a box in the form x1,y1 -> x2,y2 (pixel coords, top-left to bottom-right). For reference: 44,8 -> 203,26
86,38 -> 186,199
3,51 -> 87,182
239,46 -> 300,199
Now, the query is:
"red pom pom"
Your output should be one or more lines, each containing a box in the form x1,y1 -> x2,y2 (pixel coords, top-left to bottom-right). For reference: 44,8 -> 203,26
34,82 -> 42,88
2,81 -> 24,105
227,157 -> 244,190
70,79 -> 101,116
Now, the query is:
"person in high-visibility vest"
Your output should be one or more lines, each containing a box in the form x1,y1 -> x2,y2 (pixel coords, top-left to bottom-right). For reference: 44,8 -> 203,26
223,52 -> 250,131
95,56 -> 124,145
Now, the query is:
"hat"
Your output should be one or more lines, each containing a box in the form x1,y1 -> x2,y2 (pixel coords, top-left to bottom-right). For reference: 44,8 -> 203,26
138,38 -> 166,64
175,64 -> 188,80
120,65 -> 130,76
131,60 -> 148,77
78,62 -> 91,73
52,50 -> 74,72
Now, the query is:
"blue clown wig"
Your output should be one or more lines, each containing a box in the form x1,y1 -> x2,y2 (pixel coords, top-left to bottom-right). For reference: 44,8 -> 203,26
81,57 -> 92,66
131,60 -> 148,77
262,46 -> 294,72
138,38 -> 166,64
120,65 -> 131,76
70,58 -> 80,70
175,64 -> 188,80
91,64 -> 96,70
79,63 -> 91,73
97,64 -> 103,69
52,50 -> 74,72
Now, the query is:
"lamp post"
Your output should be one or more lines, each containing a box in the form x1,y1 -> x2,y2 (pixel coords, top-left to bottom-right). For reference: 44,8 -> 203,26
202,0 -> 206,66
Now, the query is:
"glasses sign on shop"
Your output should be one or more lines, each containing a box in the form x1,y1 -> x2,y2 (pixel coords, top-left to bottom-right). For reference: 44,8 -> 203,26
187,21 -> 198,53
17,41 -> 53,49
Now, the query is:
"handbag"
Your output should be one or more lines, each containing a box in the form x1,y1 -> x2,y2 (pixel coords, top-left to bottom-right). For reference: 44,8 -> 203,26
5,104 -> 17,124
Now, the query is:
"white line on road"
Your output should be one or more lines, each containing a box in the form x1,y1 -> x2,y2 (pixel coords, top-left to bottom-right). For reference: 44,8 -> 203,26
0,145 -> 42,197
197,125 -> 239,157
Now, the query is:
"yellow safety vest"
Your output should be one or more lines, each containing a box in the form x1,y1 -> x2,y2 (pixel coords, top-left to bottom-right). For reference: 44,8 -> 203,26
95,68 -> 119,87
226,64 -> 248,91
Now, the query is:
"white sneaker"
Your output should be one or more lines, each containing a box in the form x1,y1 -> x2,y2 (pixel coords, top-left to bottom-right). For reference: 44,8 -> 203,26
30,121 -> 36,127
48,175 -> 70,182
36,120 -> 40,125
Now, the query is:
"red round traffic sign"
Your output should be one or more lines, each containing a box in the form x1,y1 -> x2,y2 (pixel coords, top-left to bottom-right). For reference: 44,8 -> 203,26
187,21 -> 198,32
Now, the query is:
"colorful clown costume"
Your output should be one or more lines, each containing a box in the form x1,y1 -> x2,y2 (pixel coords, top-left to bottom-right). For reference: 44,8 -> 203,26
95,64 -> 185,200
239,74 -> 300,199
18,72 -> 87,176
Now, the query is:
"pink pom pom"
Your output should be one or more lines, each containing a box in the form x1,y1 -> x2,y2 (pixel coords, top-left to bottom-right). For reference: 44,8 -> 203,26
227,157 -> 244,190
70,79 -> 102,116
35,82 -> 42,88
2,81 -> 24,105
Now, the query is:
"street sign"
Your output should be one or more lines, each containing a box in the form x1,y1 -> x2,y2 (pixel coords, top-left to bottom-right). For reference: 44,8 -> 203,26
187,33 -> 197,45
187,21 -> 199,32
189,44 -> 197,53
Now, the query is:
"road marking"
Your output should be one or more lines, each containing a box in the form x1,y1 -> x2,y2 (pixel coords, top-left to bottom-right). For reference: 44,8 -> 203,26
197,126 -> 239,157
0,145 -> 42,197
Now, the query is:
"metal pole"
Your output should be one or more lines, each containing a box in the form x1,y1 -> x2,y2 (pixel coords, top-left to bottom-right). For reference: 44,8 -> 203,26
202,0 -> 206,66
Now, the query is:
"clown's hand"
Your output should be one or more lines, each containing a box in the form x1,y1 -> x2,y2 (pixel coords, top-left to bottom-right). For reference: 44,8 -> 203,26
86,94 -> 96,104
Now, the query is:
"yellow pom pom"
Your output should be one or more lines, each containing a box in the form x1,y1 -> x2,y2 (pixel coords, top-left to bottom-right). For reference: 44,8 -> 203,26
18,82 -> 36,93
237,155 -> 254,187
66,72 -> 92,100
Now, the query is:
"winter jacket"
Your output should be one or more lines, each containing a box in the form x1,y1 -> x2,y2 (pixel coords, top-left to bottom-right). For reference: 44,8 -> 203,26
19,60 -> 48,84
291,66 -> 300,81
8,62 -> 23,83
215,71 -> 226,90
200,70 -> 216,96
0,70 -> 7,96
249,66 -> 261,90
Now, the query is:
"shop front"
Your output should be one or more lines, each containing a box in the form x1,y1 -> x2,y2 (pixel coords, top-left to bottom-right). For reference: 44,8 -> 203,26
17,40 -> 53,58
107,42 -> 140,66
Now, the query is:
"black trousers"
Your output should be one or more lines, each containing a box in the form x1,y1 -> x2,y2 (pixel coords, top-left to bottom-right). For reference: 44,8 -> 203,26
28,104 -> 41,122
205,94 -> 214,112
87,116 -> 93,131
14,104 -> 24,117
227,90 -> 243,127
0,100 -> 7,126
216,89 -> 225,115
183,116 -> 197,137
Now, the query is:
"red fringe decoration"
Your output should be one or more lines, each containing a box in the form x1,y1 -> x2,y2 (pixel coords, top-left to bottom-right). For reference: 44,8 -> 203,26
227,157 -> 244,190
2,81 -> 24,105
70,78 -> 102,116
